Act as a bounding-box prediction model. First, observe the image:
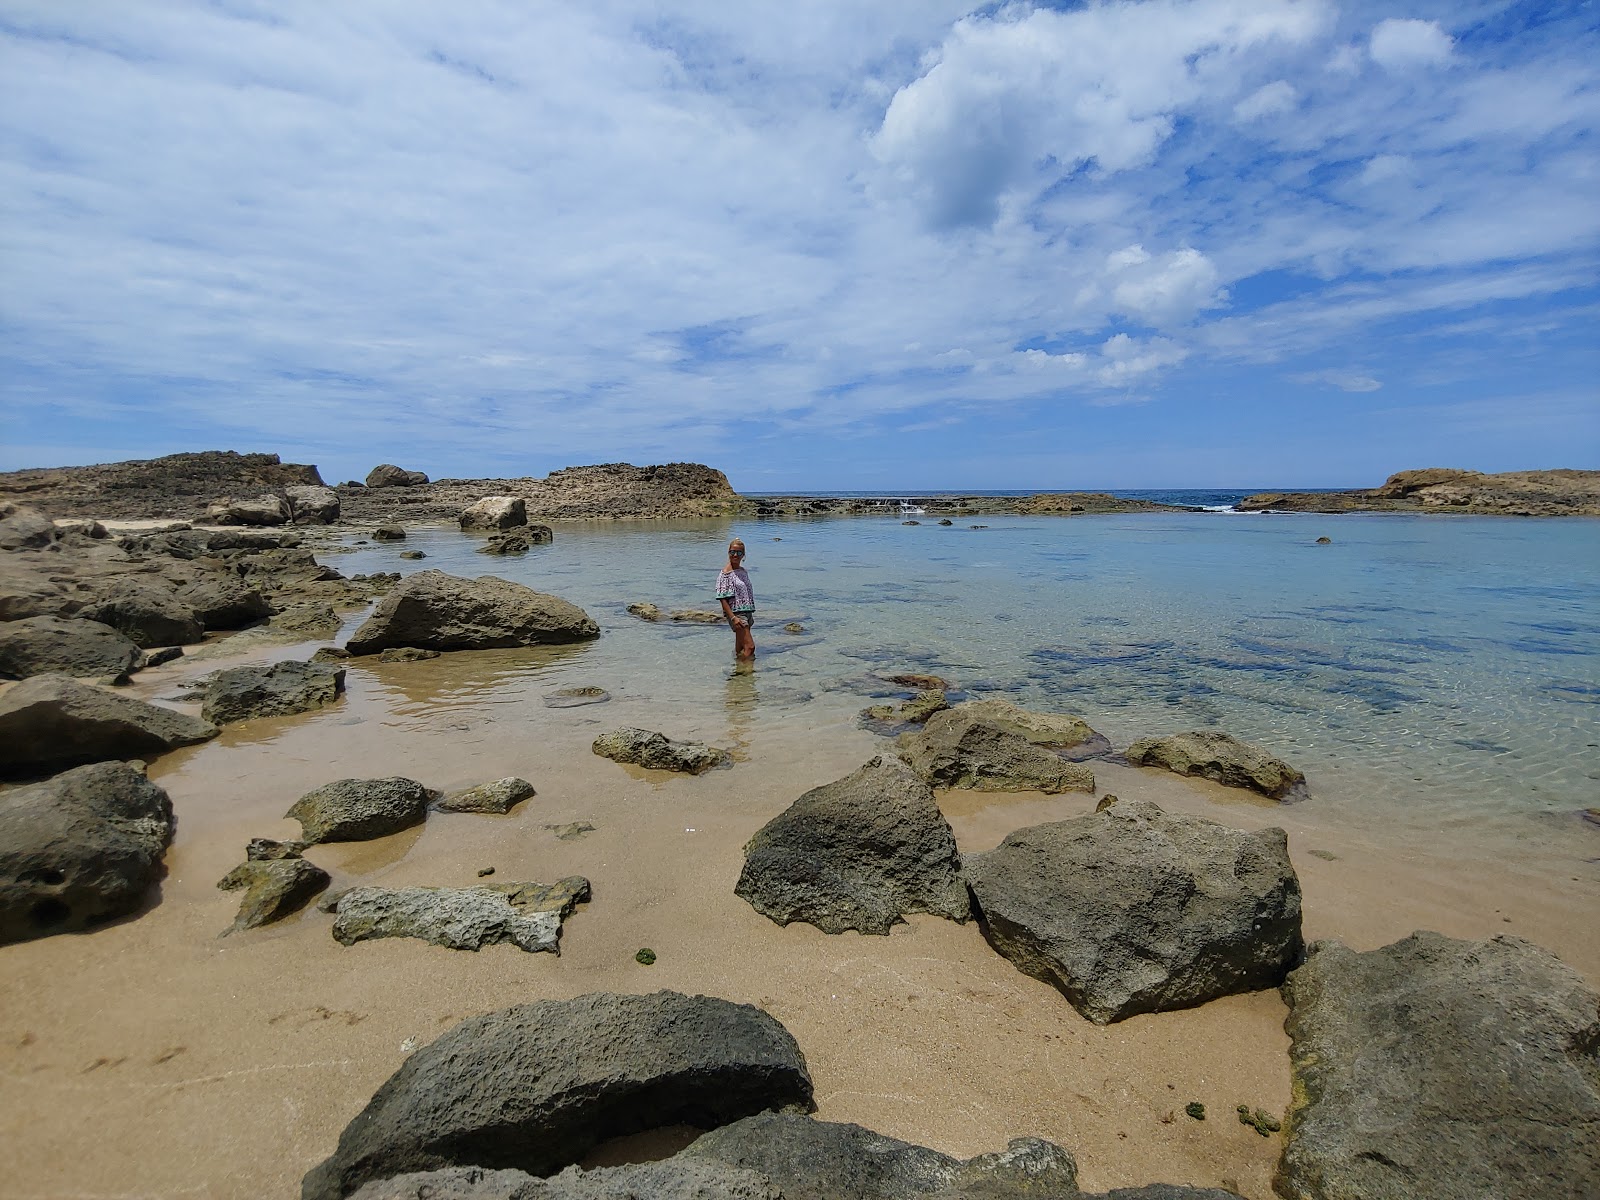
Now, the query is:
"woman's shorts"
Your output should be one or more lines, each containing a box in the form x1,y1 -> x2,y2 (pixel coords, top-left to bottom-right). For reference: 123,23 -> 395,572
731,610 -> 755,628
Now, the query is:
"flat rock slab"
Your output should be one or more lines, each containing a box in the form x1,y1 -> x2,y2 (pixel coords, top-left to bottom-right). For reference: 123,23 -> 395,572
543,686 -> 610,708
736,755 -> 970,935
953,698 -> 1111,759
592,727 -> 729,774
435,777 -> 536,814
0,762 -> 175,945
345,570 -> 598,654
897,710 -> 1094,794
1277,931 -> 1600,1200
1125,730 -> 1308,801
964,797 -> 1303,1024
0,673 -> 218,777
300,990 -> 815,1200
0,615 -> 144,681
330,878 -> 590,953
349,1160 -> 778,1200
201,659 -> 346,724
286,777 -> 433,843
217,856 -> 330,933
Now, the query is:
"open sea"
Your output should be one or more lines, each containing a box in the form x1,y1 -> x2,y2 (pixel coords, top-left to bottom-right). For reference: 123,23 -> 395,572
326,507 -> 1600,846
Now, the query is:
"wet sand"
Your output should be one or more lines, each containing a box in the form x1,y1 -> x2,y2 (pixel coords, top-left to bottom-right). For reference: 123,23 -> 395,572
2,641 -> 1597,1200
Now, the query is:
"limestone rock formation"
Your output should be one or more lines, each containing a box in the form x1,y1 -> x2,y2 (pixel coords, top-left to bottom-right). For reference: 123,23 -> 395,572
205,493 -> 291,526
0,615 -> 144,681
964,798 -> 1303,1023
0,503 -> 58,550
217,855 -> 330,933
285,776 -> 433,844
435,777 -> 536,814
1124,730 -> 1308,801
345,571 -> 598,654
897,710 -> 1095,793
0,674 -> 218,776
201,659 -> 346,724
735,755 -> 970,935
79,581 -> 205,648
366,464 -> 429,488
0,452 -> 323,522
330,878 -> 589,953
952,698 -> 1110,758
477,526 -> 551,555
287,484 -> 341,524
592,727 -> 729,774
459,496 -> 527,531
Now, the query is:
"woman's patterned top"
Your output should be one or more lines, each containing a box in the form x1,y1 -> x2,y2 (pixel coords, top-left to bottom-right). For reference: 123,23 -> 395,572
714,566 -> 754,611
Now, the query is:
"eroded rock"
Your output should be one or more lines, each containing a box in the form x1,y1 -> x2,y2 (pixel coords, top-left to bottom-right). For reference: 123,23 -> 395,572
952,698 -> 1110,758
330,878 -> 589,953
201,659 -> 346,724
897,710 -> 1094,794
1125,730 -> 1308,801
286,777 -> 433,844
459,496 -> 527,531
366,465 -> 429,488
592,727 -> 729,774
0,615 -> 143,681
0,674 -> 218,776
217,855 -> 330,933
436,777 -> 536,814
345,570 -> 598,654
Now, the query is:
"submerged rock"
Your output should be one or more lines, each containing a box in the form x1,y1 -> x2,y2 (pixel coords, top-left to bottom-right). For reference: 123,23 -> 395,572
435,777 -> 536,814
377,647 -> 440,662
372,525 -> 406,541
477,527 -> 551,555
669,608 -> 725,624
330,877 -> 589,953
345,570 -> 598,654
201,659 -> 346,724
592,727 -> 729,774
0,674 -> 218,776
0,761 -> 175,945
897,710 -> 1094,794
626,602 -> 662,621
0,615 -> 144,681
217,855 -> 330,933
1277,931 -> 1600,1200
300,990 -> 815,1200
952,698 -> 1110,758
736,755 -> 969,935
286,776 -> 434,844
543,685 -> 610,708
1125,730 -> 1308,801
964,797 -> 1303,1024
861,690 -> 949,727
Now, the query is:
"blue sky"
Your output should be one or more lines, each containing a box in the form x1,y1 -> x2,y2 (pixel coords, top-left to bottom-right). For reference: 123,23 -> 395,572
1,0 -> 1596,490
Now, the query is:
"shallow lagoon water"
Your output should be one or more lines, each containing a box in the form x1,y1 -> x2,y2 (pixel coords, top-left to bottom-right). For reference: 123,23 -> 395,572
331,510 -> 1600,839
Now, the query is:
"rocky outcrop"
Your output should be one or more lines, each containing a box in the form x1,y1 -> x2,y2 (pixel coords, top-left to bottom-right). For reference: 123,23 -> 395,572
435,777 -> 536,814
205,493 -> 291,526
459,496 -> 527,531
329,878 -> 590,953
897,710 -> 1095,793
285,777 -> 434,844
952,698 -> 1110,758
217,854 -> 330,933
1239,468 -> 1600,516
0,615 -> 143,680
478,527 -> 551,555
177,578 -> 272,630
735,755 -> 969,935
300,990 -> 815,1200
0,503 -> 58,550
200,659 -> 346,724
371,525 -> 406,541
79,580 -> 205,647
1125,730 -> 1308,801
366,464 -> 429,488
287,484 -> 341,524
347,1161 -> 779,1200
1277,932 -> 1600,1200
627,602 -> 662,621
592,728 -> 729,774
0,674 -> 218,777
964,798 -> 1303,1024
0,762 -> 175,944
344,571 -> 599,654
0,452 -> 323,522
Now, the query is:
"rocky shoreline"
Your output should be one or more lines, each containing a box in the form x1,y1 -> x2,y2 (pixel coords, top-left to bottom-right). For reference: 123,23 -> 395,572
1239,467 -> 1600,516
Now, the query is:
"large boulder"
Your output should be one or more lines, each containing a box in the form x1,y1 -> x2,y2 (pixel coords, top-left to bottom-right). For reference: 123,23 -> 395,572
0,503 -> 58,550
591,727 -> 728,774
205,493 -> 291,526
897,710 -> 1094,794
735,755 -> 969,935
287,484 -> 341,524
347,1160 -> 778,1200
344,571 -> 598,654
300,990 -> 815,1200
217,855 -> 330,933
177,577 -> 273,630
78,581 -> 205,648
1277,932 -> 1600,1200
0,762 -> 175,944
952,698 -> 1110,758
459,496 -> 527,531
201,659 -> 346,724
366,464 -> 429,488
1124,730 -> 1308,801
963,798 -> 1303,1024
0,615 -> 143,680
286,777 -> 433,844
329,878 -> 590,953
0,674 -> 218,777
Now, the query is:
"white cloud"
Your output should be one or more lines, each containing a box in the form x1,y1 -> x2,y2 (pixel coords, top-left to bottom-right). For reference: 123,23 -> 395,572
1094,333 -> 1188,386
1104,244 -> 1226,326
1292,369 -> 1382,392
1234,80 -> 1298,121
1369,18 -> 1453,70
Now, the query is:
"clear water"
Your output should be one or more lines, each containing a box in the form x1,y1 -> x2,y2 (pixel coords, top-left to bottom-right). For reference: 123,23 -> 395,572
327,511 -> 1600,833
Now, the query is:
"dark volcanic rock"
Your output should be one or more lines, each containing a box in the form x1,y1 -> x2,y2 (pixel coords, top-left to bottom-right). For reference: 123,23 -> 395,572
345,570 -> 598,654
897,710 -> 1095,794
178,578 -> 272,630
735,755 -> 970,935
436,777 -> 536,814
79,581 -> 205,648
0,674 -> 218,777
201,659 -> 346,724
0,762 -> 175,944
1277,931 -> 1600,1200
0,615 -> 144,681
330,878 -> 589,953
1125,730 -> 1308,801
366,464 -> 429,488
300,990 -> 815,1200
217,855 -> 330,933
347,1160 -> 778,1200
285,777 -> 433,844
964,798 -> 1303,1024
591,727 -> 729,774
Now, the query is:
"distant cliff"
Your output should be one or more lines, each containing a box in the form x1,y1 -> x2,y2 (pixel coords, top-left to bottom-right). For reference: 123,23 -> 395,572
0,451 -> 324,520
1238,469 -> 1600,516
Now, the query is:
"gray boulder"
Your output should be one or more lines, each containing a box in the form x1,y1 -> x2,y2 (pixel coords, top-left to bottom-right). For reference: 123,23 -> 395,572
201,659 -> 346,724
0,503 -> 58,550
953,698 -> 1111,759
1125,730 -> 1308,801
345,570 -> 598,654
372,525 -> 406,541
348,1160 -> 778,1200
300,990 -> 815,1200
366,464 -> 429,488
205,493 -> 291,526
897,710 -> 1094,794
79,582 -> 205,648
592,727 -> 728,774
0,674 -> 218,776
217,855 -> 330,933
286,776 -> 433,843
178,578 -> 272,630
735,755 -> 970,935
1277,931 -> 1600,1200
964,798 -> 1302,1024
861,690 -> 949,727
330,878 -> 589,953
459,496 -> 527,531
436,777 -> 536,814
0,615 -> 144,680
287,484 -> 341,524
0,762 -> 175,944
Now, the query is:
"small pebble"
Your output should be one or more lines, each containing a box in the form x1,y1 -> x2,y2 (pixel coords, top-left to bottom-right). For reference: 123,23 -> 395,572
477,866 -> 495,877
1185,1102 -> 1205,1120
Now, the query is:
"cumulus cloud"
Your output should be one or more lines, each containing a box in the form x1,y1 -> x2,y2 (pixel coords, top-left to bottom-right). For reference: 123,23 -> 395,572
1369,18 -> 1454,70
1094,333 -> 1188,386
1233,80 -> 1298,121
1104,245 -> 1226,326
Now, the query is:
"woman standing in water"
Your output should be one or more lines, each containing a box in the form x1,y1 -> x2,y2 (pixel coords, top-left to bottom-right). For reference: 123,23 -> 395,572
715,538 -> 755,661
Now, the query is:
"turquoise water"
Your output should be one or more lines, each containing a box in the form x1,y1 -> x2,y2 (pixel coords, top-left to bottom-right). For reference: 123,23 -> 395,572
327,511 -> 1600,831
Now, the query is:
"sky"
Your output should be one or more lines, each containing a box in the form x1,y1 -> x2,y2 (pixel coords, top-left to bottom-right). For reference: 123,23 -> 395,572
1,1 -> 1597,491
